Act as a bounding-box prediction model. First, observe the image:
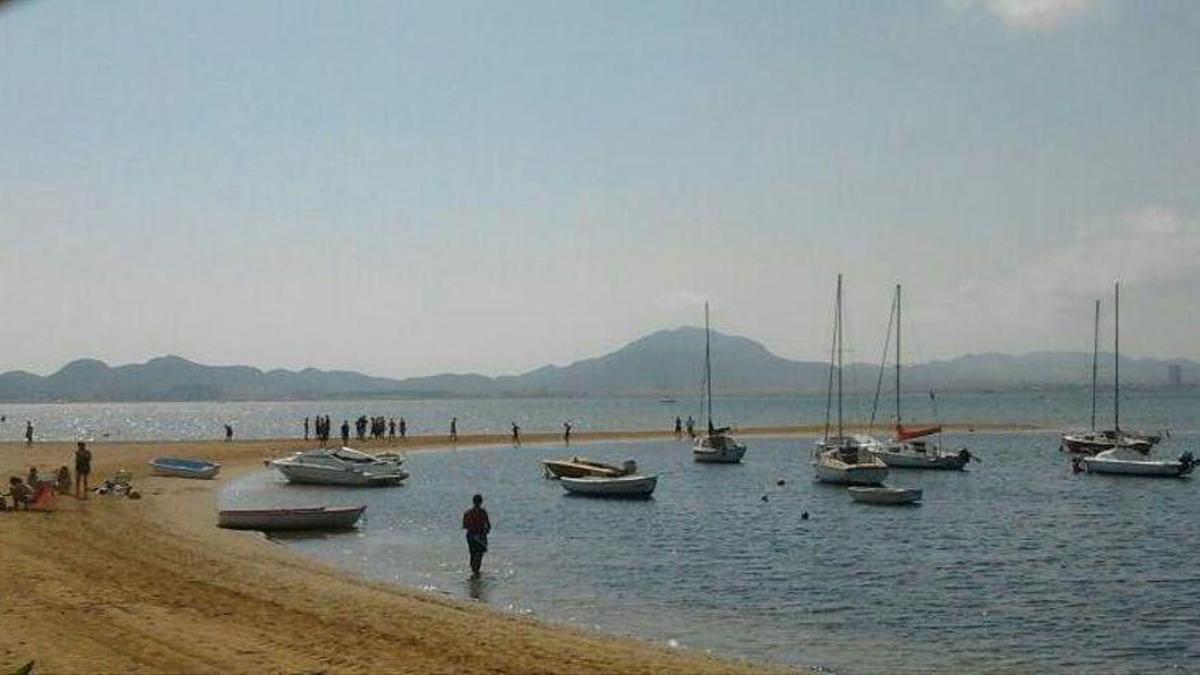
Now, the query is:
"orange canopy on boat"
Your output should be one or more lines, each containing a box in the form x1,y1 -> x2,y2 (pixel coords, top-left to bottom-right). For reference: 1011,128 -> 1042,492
895,424 -> 941,441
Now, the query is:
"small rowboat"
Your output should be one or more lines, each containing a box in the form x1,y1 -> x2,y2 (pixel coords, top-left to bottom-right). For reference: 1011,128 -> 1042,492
149,457 -> 221,479
848,487 -> 923,505
542,457 -> 635,479
218,505 -> 366,531
559,474 -> 658,498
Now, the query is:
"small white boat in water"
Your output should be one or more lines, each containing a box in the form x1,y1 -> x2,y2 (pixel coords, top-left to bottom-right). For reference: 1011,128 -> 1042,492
149,457 -> 221,479
271,447 -> 407,486
542,457 -> 636,479
693,428 -> 747,464
218,505 -> 366,531
848,486 -> 922,505
1082,448 -> 1194,478
559,474 -> 658,498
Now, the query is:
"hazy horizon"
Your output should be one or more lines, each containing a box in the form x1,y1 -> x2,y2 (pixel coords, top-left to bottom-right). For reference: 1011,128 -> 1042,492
3,1 -> 1198,378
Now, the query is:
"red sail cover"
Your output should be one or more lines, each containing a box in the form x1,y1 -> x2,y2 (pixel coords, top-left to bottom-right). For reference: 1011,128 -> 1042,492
895,424 -> 941,441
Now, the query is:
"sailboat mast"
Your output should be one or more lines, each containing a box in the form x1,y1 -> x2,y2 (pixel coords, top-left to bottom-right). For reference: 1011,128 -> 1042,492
1091,299 -> 1099,431
837,274 -> 844,438
1114,281 -> 1120,431
895,284 -> 902,427
704,302 -> 713,432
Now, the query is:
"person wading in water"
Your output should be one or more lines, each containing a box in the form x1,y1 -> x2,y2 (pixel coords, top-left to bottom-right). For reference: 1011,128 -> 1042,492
462,493 -> 491,577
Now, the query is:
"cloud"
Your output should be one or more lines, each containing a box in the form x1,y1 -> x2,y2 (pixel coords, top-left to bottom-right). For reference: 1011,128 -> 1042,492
938,206 -> 1200,357
948,0 -> 1104,31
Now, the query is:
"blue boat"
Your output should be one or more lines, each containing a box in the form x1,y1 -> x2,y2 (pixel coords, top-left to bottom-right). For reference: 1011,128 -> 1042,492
149,457 -> 221,480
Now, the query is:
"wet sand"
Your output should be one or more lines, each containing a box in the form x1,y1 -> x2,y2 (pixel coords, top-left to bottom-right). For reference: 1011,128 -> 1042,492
0,423 -> 1032,673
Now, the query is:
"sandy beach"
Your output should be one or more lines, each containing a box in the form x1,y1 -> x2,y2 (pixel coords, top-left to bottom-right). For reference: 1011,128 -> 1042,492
0,423 -> 1030,673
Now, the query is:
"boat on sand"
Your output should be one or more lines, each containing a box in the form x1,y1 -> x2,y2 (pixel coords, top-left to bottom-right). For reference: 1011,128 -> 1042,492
559,474 -> 658,498
542,457 -> 636,479
271,448 -> 407,486
149,457 -> 221,479
218,505 -> 367,531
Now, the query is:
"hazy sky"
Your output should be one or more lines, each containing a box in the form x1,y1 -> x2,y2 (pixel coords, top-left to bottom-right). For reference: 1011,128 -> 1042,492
2,0 -> 1198,377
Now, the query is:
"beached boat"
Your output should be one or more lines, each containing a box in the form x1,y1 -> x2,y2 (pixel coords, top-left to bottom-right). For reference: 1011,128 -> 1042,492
866,284 -> 972,471
542,457 -> 636,479
813,275 -> 889,486
692,302 -> 747,464
559,474 -> 658,498
1082,448 -> 1194,478
271,448 -> 408,486
149,457 -> 221,479
848,486 -> 923,505
218,505 -> 367,531
1061,292 -> 1162,456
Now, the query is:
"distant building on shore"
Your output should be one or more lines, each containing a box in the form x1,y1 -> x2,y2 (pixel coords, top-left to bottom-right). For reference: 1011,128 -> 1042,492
1168,364 -> 1183,387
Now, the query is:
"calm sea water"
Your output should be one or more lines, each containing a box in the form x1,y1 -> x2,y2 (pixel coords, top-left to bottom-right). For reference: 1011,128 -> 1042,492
2,389 -> 1199,441
222,431 -> 1200,673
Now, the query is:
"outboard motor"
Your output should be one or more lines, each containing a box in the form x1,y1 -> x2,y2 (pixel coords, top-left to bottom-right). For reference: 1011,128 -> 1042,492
1179,452 -> 1195,475
621,459 -> 638,476
1071,456 -> 1085,474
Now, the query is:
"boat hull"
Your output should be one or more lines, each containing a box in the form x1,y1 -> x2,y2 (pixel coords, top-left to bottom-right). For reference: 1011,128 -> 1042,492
848,487 -> 922,505
274,463 -> 407,486
1082,457 -> 1192,477
149,458 -> 221,479
559,475 -> 658,498
218,505 -> 366,531
692,435 -> 746,463
813,457 -> 889,486
541,458 -> 629,479
872,448 -> 967,470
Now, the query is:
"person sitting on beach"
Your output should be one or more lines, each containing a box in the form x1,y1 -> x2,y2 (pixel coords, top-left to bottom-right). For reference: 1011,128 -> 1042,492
27,466 -> 39,489
75,442 -> 92,499
7,477 -> 32,510
462,494 -> 491,577
55,466 -> 72,494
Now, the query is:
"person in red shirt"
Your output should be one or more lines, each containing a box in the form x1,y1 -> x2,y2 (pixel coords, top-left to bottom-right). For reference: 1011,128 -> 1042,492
462,493 -> 491,577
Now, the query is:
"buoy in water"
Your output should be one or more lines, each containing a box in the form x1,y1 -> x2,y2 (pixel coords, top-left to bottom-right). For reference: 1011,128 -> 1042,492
776,478 -> 786,486
801,511 -> 809,520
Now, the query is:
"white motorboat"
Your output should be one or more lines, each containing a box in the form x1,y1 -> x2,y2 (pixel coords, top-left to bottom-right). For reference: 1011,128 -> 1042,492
693,429 -> 747,464
691,302 -> 747,464
542,457 -> 636,479
271,448 -> 408,486
149,457 -> 221,479
559,474 -> 658,498
812,275 -> 890,487
848,486 -> 923,505
1082,448 -> 1194,478
218,505 -> 366,531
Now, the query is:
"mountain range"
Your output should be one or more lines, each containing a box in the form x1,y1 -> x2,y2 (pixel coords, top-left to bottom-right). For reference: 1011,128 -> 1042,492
0,326 -> 1194,402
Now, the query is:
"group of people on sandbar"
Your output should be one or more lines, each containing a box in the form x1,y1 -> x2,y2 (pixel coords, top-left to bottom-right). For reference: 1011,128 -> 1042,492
304,414 -> 407,445
2,442 -> 91,511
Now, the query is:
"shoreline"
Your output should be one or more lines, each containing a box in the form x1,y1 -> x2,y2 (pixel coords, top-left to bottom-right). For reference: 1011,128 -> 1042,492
1,423 -> 1040,673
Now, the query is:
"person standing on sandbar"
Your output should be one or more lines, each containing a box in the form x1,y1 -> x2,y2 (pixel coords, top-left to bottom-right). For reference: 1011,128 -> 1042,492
462,493 -> 491,577
25,420 -> 33,446
74,441 -> 91,499
450,417 -> 458,442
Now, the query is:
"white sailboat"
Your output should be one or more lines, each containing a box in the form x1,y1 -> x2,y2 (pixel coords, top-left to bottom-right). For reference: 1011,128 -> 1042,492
813,275 -> 889,486
868,284 -> 972,470
1081,281 -> 1192,478
1062,298 -> 1161,455
692,303 -> 747,464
